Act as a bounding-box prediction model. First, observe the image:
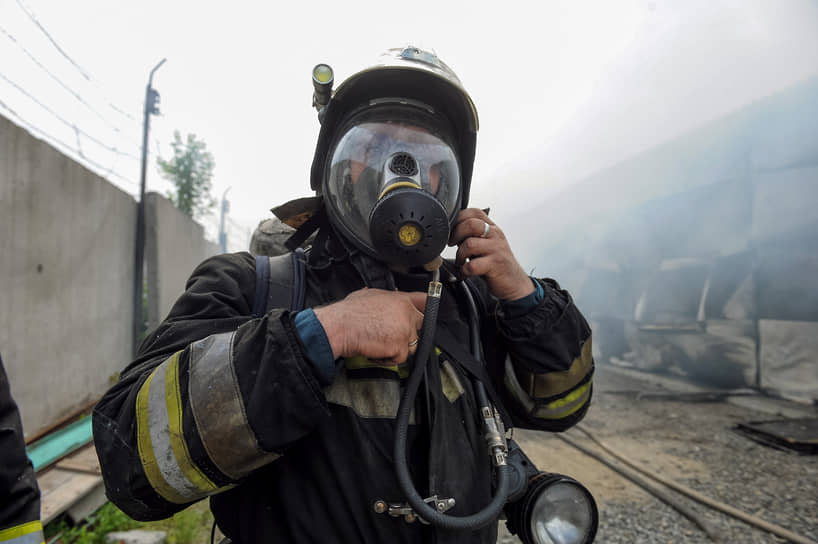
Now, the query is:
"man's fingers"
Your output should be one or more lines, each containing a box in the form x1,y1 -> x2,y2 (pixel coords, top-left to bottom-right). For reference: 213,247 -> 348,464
455,207 -> 493,225
460,254 -> 495,278
414,310 -> 425,334
407,336 -> 419,357
406,291 -> 428,313
332,288 -> 431,364
449,216 -> 505,247
454,236 -> 494,267
449,209 -> 492,245
449,216 -> 485,246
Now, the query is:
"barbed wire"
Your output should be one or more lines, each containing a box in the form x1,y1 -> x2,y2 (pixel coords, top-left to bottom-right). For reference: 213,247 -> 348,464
2,3 -> 205,213
0,24 -> 141,141
0,97 -> 139,188
0,71 -> 141,160
13,0 -> 139,122
14,0 -> 91,79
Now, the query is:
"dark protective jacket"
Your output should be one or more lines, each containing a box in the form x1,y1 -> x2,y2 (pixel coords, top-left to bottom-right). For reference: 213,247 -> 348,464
0,355 -> 44,544
93,235 -> 594,544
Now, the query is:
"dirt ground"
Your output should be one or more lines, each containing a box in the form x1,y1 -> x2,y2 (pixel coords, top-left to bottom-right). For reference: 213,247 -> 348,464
499,364 -> 818,543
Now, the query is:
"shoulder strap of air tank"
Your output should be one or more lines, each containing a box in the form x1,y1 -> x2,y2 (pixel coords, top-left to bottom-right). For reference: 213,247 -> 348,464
252,255 -> 271,317
288,247 -> 307,312
251,247 -> 307,316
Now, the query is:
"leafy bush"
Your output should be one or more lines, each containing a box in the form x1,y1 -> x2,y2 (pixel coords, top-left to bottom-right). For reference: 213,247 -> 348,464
45,501 -> 215,544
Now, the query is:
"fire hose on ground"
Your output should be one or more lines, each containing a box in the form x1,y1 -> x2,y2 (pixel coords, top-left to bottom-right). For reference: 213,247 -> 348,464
557,424 -> 817,544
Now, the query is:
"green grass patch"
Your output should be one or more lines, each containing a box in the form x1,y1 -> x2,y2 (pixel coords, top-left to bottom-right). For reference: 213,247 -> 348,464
45,500 -> 217,544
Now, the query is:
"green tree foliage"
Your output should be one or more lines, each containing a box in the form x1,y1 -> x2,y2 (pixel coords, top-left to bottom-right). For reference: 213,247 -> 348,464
158,131 -> 216,219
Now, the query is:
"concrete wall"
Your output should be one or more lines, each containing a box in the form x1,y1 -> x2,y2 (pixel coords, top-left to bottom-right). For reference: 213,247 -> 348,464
145,192 -> 220,332
1,116 -> 225,438
0,115 -> 136,438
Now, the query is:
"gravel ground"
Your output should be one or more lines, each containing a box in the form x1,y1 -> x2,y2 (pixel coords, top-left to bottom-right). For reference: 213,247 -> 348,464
497,364 -> 818,543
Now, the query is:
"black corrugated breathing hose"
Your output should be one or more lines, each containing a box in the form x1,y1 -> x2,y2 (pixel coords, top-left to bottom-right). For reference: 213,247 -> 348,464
393,270 -> 510,530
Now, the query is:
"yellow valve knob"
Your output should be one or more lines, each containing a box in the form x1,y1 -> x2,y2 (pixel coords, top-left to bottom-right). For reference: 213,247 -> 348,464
398,223 -> 421,246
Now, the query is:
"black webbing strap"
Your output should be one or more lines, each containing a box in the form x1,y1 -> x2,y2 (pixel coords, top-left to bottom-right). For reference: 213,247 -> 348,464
284,207 -> 327,252
434,325 -> 513,429
290,247 -> 307,312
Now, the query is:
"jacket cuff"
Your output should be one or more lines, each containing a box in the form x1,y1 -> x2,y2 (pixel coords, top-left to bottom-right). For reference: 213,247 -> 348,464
294,309 -> 338,386
500,277 -> 543,319
496,278 -> 565,341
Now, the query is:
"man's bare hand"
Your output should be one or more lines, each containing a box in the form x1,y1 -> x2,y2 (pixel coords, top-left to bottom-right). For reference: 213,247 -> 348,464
449,208 -> 534,302
313,288 -> 427,366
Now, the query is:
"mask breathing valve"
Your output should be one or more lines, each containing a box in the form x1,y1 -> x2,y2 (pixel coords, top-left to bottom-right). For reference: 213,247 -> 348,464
369,188 -> 450,268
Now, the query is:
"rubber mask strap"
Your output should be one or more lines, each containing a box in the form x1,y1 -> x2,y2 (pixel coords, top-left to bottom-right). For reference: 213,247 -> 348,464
285,207 -> 328,251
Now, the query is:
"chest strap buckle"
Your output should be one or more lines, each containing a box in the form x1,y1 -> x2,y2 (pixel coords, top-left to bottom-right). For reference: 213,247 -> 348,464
373,495 -> 456,524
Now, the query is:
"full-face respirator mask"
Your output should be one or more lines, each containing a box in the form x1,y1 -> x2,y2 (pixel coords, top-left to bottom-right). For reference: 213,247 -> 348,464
322,105 -> 461,268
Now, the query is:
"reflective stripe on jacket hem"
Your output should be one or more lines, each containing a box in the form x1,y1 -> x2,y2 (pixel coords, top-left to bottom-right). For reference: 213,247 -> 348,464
324,371 -> 414,421
0,521 -> 44,544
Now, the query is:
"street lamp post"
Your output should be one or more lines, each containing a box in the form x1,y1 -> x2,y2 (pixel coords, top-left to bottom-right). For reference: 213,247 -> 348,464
218,187 -> 232,253
133,58 -> 166,357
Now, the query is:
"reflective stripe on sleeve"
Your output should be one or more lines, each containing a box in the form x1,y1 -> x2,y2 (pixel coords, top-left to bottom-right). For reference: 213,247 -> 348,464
504,356 -> 592,421
136,353 -> 219,503
136,362 -> 188,503
519,338 -> 593,399
533,380 -> 592,420
164,352 -> 220,493
188,332 -> 280,480
0,520 -> 44,544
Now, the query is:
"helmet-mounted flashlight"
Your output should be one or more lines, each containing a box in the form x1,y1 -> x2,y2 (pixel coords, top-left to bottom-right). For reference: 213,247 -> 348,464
312,64 -> 334,115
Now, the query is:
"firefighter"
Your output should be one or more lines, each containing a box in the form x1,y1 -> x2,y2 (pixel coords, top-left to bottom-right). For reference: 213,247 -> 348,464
0,354 -> 44,544
93,46 -> 594,543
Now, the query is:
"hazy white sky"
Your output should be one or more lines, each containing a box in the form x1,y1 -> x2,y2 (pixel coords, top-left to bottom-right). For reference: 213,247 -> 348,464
2,0 -> 817,247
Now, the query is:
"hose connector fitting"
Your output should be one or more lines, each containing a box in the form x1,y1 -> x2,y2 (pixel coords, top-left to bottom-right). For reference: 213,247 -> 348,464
481,406 -> 508,466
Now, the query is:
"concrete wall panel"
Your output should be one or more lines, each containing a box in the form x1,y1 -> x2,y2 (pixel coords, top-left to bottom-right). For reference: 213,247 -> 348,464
0,116 -> 136,438
1,117 -> 222,437
145,192 -> 220,332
